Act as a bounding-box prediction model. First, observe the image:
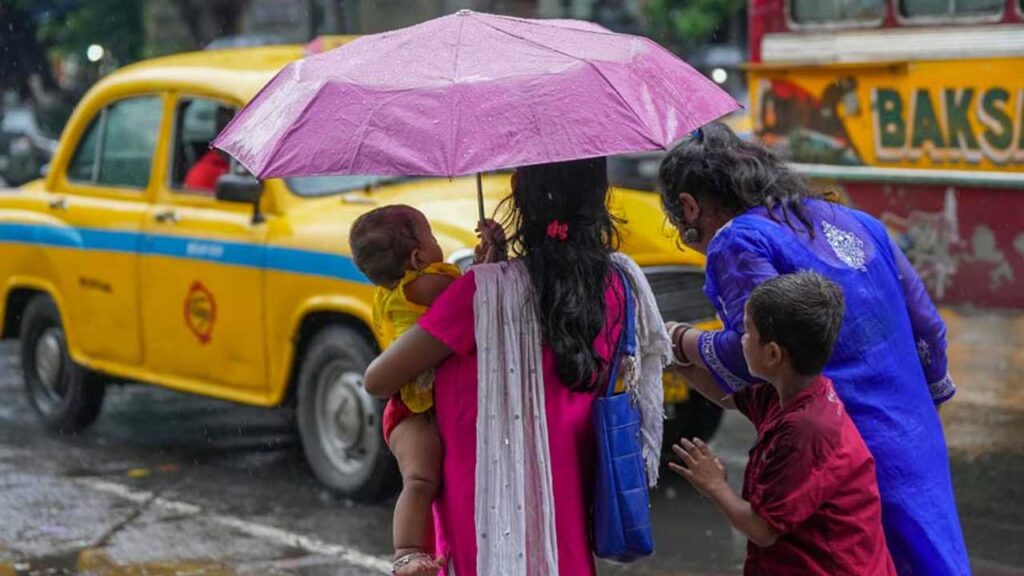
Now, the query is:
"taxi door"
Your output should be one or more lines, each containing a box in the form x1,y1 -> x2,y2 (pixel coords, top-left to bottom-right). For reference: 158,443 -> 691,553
46,94 -> 164,366
139,96 -> 268,394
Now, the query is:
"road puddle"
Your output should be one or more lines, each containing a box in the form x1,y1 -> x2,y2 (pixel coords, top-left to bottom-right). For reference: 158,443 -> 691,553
941,310 -> 1024,456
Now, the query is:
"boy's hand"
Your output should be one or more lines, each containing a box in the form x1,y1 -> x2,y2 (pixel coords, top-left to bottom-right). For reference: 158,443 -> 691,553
669,437 -> 728,498
474,219 -> 508,264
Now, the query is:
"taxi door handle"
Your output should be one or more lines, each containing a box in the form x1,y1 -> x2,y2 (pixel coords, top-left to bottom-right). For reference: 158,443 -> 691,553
48,197 -> 68,211
154,210 -> 180,224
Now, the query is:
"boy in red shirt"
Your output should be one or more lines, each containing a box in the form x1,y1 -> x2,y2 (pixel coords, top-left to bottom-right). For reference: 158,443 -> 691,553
668,271 -> 895,575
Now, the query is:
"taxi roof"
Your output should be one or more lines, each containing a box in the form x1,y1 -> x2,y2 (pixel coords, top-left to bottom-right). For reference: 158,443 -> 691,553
93,43 -> 329,105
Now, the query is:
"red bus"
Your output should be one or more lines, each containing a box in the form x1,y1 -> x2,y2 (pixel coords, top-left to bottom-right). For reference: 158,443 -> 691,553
747,0 -> 1024,308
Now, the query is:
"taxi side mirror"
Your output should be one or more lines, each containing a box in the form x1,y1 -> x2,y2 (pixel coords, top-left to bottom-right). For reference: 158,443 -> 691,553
215,173 -> 265,224
215,172 -> 262,203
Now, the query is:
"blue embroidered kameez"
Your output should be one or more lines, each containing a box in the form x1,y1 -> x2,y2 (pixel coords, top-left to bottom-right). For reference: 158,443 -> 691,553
700,199 -> 969,575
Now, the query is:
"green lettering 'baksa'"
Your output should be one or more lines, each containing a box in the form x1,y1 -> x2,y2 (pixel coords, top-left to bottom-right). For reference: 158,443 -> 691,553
876,89 -> 905,149
911,89 -> 946,150
945,89 -> 979,152
1017,90 -> 1024,152
981,88 -> 1013,151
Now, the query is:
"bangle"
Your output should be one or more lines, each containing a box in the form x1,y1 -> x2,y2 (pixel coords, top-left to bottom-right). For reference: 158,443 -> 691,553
670,323 -> 695,367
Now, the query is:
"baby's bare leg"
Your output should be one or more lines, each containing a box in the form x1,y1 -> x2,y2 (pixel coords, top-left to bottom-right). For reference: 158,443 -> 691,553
389,413 -> 442,561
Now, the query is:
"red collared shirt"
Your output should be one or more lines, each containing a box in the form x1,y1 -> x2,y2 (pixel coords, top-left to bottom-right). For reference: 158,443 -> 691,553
735,376 -> 896,576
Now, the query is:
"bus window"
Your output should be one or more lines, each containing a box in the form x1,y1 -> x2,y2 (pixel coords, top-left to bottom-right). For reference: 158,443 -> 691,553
791,0 -> 885,24
899,0 -> 1004,18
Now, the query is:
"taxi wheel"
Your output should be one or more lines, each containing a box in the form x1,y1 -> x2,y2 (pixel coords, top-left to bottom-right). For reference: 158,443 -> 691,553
296,325 -> 399,502
20,295 -> 105,434
664,393 -> 723,448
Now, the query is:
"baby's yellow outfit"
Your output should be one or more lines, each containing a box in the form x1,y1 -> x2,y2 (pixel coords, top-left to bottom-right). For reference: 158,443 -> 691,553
372,262 -> 461,413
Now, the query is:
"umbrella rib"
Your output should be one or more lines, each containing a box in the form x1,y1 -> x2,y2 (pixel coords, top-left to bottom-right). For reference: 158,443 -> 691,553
476,20 -> 662,149
484,12 -> 620,37
446,16 -> 468,177
259,80 -> 332,178
214,64 -> 296,177
342,88 -> 421,174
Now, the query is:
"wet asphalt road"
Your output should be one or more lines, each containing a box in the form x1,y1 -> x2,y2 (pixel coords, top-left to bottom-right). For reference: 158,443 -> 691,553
0,309 -> 1022,575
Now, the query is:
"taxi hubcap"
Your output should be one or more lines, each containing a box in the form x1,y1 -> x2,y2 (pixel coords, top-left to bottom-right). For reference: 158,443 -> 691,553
34,328 -> 67,410
317,362 -> 372,476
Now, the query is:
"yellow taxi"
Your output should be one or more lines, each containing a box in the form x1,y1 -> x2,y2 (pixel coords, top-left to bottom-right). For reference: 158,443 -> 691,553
0,42 -> 719,500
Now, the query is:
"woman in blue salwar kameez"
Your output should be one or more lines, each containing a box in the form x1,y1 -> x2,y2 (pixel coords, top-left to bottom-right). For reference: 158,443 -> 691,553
659,123 -> 970,575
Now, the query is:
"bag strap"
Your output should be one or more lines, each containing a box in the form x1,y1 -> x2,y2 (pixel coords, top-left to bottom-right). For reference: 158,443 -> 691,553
604,266 -> 636,398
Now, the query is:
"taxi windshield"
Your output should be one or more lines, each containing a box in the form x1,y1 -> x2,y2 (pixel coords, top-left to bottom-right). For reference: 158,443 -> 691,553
285,174 -> 410,197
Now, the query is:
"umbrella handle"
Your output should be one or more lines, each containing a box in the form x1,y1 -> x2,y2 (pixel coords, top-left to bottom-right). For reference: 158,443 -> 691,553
476,172 -> 485,223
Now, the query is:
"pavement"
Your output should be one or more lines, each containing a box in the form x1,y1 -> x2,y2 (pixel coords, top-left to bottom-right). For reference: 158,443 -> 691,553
0,308 -> 1021,575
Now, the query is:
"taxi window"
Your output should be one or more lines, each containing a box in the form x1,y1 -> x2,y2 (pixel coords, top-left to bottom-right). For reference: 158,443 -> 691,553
67,114 -> 102,183
67,96 -> 161,189
791,0 -> 885,24
900,0 -> 1004,17
170,98 -> 236,196
286,175 -> 409,197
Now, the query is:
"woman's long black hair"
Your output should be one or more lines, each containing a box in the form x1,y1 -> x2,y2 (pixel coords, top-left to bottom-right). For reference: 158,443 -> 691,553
657,122 -> 819,236
502,157 -> 620,391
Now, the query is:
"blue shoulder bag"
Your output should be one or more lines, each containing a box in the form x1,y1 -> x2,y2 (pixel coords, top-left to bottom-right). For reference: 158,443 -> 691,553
592,267 -> 654,562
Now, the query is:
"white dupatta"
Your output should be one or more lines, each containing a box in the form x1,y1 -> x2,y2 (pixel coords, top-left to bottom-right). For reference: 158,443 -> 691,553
610,252 -> 673,483
471,255 -> 670,575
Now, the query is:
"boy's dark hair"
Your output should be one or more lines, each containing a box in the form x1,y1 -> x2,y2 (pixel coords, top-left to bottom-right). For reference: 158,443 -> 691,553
349,205 -> 419,288
747,271 -> 845,375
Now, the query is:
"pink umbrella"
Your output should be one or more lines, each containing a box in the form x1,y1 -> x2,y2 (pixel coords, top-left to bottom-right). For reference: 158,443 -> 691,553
213,10 -> 739,213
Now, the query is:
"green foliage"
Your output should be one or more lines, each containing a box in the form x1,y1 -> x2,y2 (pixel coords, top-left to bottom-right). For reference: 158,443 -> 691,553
646,0 -> 745,50
31,0 -> 146,66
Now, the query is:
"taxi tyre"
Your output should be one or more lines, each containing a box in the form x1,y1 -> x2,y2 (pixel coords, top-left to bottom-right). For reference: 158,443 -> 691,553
296,325 -> 398,502
20,295 -> 106,433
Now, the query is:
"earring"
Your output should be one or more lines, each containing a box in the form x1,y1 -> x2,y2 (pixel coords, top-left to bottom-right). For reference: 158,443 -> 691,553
683,226 -> 700,244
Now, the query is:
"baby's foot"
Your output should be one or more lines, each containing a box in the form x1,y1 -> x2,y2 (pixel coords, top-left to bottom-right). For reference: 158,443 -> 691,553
392,551 -> 441,576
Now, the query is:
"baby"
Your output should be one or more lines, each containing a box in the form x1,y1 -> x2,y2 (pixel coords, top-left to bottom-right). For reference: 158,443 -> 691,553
349,204 -> 504,575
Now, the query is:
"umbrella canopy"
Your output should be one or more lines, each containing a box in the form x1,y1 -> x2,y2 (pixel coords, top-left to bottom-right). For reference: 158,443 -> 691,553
213,10 -> 740,179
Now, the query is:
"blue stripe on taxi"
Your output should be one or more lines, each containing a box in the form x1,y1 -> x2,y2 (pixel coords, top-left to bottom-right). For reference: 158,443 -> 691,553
0,222 -> 368,283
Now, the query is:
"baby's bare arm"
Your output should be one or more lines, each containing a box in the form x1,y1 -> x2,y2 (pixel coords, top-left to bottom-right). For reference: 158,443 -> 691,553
404,274 -> 456,307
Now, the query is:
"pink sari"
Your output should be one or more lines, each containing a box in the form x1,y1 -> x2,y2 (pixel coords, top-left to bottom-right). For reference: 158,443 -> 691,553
418,270 -> 625,576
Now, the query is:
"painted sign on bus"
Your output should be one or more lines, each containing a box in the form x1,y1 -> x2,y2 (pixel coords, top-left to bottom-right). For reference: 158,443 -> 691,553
751,59 -> 1024,172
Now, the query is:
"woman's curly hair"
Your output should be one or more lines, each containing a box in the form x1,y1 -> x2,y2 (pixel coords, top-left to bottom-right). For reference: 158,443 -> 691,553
657,122 -> 819,237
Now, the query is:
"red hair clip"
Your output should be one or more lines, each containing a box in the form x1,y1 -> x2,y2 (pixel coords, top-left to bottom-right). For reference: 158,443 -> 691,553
546,220 -> 568,241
